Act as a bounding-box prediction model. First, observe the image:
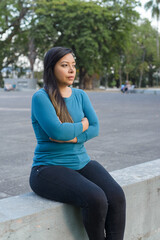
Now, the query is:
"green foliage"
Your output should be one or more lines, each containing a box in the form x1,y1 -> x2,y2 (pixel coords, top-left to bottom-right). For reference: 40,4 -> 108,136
0,0 -> 159,88
0,0 -> 31,81
123,19 -> 158,87
36,0 -> 112,75
34,0 -> 140,88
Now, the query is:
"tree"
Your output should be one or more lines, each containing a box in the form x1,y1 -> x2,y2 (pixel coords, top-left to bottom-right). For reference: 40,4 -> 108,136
0,0 -> 56,82
0,0 -> 31,86
145,0 -> 160,58
35,0 -> 139,89
123,19 -> 157,87
2,0 -> 155,89
97,0 -> 140,88
35,0 -> 112,88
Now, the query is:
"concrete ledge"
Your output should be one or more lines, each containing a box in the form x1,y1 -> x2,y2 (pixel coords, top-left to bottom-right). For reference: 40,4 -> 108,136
132,89 -> 160,95
0,159 -> 160,240
112,159 -> 160,240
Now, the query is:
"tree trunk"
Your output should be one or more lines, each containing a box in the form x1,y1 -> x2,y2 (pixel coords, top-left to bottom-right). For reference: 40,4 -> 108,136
79,67 -> 86,89
105,74 -> 108,88
139,47 -> 146,88
84,74 -> 93,90
156,17 -> 159,59
126,72 -> 129,81
119,66 -> 122,87
0,65 -> 4,87
28,37 -> 36,79
139,69 -> 143,88
148,65 -> 153,87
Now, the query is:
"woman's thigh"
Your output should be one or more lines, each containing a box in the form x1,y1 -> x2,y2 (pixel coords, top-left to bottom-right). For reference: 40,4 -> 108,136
29,165 -> 107,208
77,160 -> 126,205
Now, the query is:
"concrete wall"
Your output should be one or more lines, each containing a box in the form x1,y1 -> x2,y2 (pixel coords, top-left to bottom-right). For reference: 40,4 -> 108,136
112,159 -> 160,240
0,159 -> 160,240
4,78 -> 37,89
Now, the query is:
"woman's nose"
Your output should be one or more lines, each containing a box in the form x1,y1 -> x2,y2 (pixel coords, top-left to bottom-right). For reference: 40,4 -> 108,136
69,66 -> 74,72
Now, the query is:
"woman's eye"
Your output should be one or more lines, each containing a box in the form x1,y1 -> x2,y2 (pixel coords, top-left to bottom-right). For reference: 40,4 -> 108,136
61,64 -> 76,68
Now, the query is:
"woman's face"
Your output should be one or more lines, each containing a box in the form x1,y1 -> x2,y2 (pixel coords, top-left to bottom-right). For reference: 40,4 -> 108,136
54,53 -> 76,87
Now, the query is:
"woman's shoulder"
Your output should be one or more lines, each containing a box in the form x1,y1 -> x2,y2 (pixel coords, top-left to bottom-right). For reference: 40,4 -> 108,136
32,88 -> 50,104
32,88 -> 47,98
72,88 -> 87,96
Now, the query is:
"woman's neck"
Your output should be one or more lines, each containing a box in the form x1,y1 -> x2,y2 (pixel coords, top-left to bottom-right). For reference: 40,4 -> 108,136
59,86 -> 72,98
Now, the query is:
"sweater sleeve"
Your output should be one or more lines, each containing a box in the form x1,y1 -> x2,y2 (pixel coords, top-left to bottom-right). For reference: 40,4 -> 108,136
77,91 -> 99,143
32,91 -> 83,141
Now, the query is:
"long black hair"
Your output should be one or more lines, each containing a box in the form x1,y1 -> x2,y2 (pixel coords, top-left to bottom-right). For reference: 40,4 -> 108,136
43,47 -> 74,123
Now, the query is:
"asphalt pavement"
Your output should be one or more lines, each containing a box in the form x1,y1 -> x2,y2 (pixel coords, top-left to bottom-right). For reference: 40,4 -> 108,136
0,88 -> 160,199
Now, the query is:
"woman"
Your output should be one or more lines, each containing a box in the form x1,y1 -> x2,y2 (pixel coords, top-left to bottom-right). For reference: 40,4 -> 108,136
29,46 -> 126,240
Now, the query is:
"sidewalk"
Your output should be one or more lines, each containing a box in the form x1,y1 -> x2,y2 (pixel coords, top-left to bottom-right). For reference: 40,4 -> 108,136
0,89 -> 160,199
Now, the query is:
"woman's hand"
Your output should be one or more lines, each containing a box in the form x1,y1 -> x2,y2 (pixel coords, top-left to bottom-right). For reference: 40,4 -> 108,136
81,117 -> 89,132
49,137 -> 77,143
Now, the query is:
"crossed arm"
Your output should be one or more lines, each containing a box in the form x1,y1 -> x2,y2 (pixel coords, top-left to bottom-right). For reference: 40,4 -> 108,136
50,117 -> 89,143
32,90 -> 99,144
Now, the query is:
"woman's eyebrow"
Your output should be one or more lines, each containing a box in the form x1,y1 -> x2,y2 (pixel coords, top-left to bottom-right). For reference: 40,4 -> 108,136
61,61 -> 76,64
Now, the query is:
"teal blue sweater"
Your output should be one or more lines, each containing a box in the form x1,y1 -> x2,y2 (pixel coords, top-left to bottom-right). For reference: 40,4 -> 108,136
31,88 -> 99,170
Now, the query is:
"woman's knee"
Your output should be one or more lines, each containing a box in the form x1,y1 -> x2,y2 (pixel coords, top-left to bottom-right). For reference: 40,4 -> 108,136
110,185 -> 126,211
87,188 -> 108,213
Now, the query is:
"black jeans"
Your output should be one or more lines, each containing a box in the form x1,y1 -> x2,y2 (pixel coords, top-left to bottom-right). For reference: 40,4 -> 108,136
29,160 -> 126,240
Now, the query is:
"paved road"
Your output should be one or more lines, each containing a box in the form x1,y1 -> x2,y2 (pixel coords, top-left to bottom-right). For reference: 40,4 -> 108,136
0,89 -> 160,199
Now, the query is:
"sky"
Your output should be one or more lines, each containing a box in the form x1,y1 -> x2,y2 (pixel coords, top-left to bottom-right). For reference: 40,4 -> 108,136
136,0 -> 157,28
